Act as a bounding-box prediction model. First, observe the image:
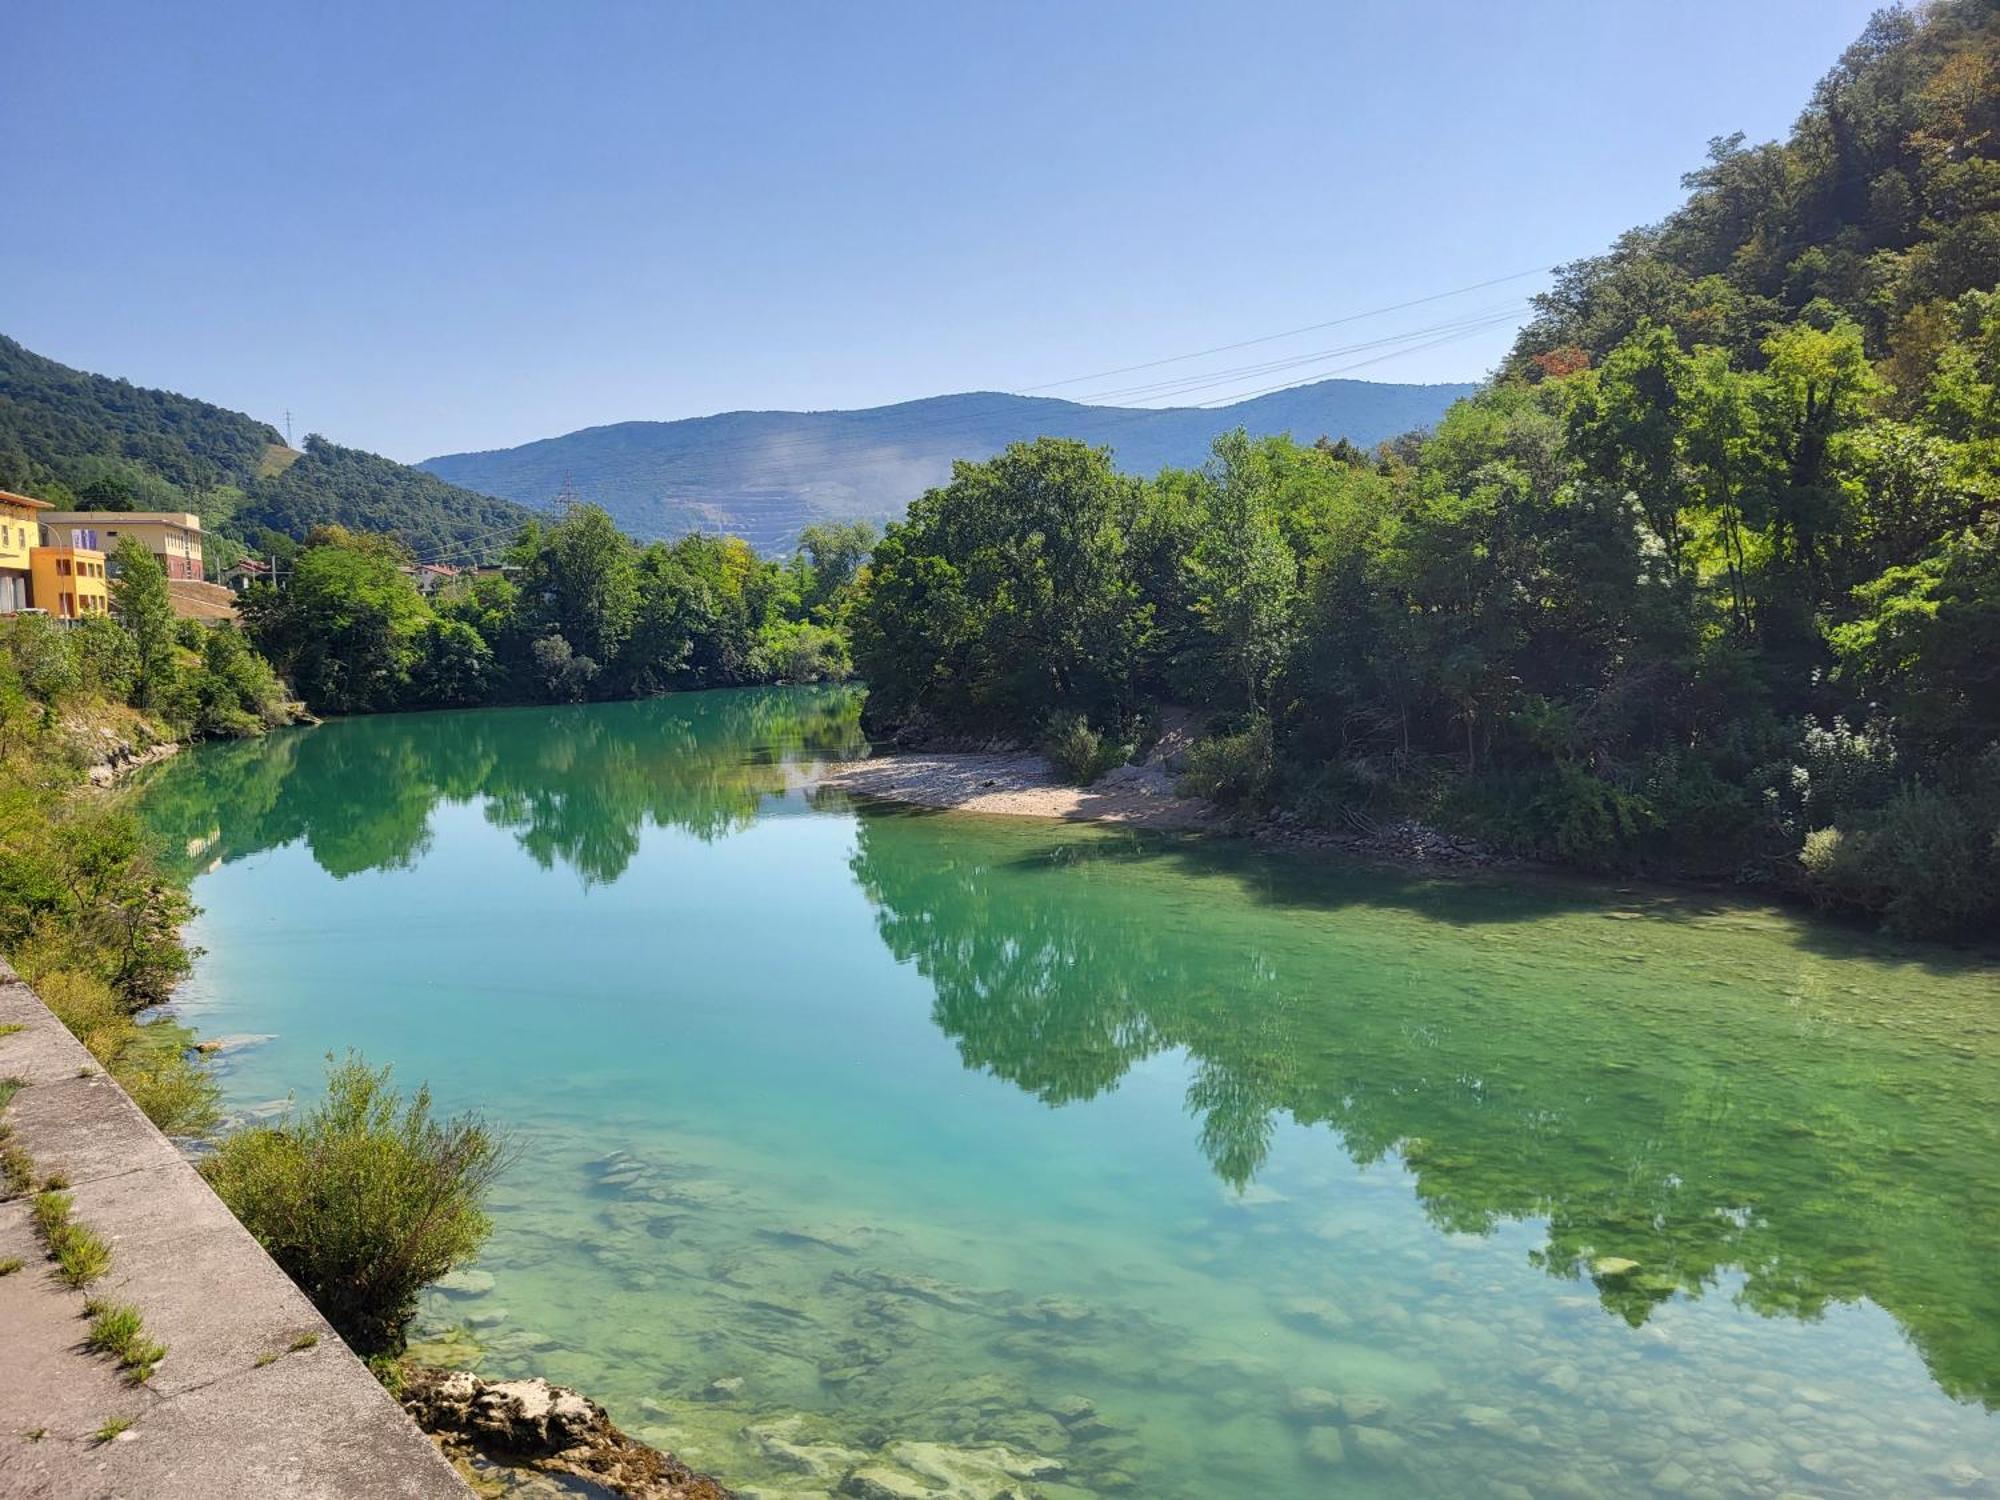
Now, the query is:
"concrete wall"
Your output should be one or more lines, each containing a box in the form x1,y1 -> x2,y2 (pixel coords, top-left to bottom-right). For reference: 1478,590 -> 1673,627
0,960 -> 472,1499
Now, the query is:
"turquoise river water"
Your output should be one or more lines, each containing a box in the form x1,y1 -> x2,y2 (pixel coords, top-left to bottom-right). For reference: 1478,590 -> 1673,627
134,687 -> 2000,1499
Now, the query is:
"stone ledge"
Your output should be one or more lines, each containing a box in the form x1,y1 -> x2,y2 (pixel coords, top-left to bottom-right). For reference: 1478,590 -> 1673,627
0,958 -> 471,1499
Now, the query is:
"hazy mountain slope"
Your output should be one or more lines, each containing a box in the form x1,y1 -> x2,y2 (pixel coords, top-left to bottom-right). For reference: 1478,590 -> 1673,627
422,378 -> 1478,550
0,335 -> 532,557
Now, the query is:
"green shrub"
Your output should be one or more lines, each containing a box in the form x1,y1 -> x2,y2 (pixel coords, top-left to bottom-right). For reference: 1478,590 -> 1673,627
151,624 -> 296,740
26,970 -> 217,1137
1043,711 -> 1129,786
754,620 -> 853,684
1,799 -> 195,1012
116,1024 -> 221,1138
1532,764 -> 1659,869
1177,719 -> 1275,810
1801,780 -> 2000,938
200,1054 -> 508,1357
2,615 -> 82,705
1638,752 -> 1772,874
68,617 -> 139,702
1440,763 -> 1657,869
1282,756 -> 1391,831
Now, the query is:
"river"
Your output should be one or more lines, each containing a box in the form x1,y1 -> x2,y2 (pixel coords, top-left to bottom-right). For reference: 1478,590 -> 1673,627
133,686 -> 2000,1498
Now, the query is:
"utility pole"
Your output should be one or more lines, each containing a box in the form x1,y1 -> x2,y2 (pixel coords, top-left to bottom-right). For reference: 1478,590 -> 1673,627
284,410 -> 294,447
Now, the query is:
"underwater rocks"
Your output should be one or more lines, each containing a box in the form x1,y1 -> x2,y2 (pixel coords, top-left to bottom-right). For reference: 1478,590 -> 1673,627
1285,1388 -> 1391,1426
746,1415 -> 869,1480
436,1268 -> 498,1298
745,1414 -> 1070,1500
1272,1295 -> 1352,1337
404,1367 -> 735,1499
1301,1426 -> 1347,1468
834,1267 -> 998,1315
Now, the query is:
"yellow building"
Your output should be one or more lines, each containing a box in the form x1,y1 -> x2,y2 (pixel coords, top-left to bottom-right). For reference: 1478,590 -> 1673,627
30,540 -> 111,620
0,490 -> 53,614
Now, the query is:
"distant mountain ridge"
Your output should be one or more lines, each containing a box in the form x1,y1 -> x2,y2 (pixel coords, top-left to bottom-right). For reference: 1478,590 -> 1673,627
422,378 -> 1478,551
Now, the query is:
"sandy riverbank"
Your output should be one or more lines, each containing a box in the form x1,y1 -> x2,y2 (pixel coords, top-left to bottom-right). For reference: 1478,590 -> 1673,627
820,750 -> 1215,829
818,749 -> 1517,872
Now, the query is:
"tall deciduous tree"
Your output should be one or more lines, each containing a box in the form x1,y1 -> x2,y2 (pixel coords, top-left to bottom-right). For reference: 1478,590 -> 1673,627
110,538 -> 178,710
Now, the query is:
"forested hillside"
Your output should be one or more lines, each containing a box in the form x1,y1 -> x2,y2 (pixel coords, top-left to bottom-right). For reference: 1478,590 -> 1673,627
421,379 -> 1477,552
854,0 -> 2000,937
0,335 -> 531,558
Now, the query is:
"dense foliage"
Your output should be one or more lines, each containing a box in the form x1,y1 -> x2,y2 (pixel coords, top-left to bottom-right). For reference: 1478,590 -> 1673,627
0,618 -> 218,1133
0,335 -> 532,558
242,508 -> 869,715
200,1054 -> 507,1358
856,0 -> 2000,937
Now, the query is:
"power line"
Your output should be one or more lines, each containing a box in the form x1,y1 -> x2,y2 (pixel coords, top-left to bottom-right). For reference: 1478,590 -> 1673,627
1016,266 -> 1552,392
1069,301 -> 1530,406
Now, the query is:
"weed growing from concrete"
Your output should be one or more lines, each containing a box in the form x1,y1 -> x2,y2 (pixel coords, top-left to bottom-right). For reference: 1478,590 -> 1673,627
32,1188 -> 112,1288
0,1134 -> 29,1200
84,1299 -> 167,1384
0,1257 -> 22,1276
92,1416 -> 134,1444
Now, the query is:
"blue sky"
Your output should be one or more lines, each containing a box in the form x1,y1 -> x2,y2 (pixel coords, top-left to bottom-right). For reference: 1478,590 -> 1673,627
4,0 -> 1880,462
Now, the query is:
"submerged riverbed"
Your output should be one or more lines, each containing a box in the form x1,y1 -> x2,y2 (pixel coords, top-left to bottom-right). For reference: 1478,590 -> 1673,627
136,687 -> 2000,1499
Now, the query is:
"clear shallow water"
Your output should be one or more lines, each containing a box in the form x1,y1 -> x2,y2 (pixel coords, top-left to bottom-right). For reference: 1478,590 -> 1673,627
135,688 -> 2000,1499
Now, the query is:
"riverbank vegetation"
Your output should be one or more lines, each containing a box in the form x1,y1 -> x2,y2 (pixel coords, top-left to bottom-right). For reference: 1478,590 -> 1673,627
0,536 -> 314,1136
200,1054 -> 507,1361
240,508 -> 871,715
855,0 -> 2000,937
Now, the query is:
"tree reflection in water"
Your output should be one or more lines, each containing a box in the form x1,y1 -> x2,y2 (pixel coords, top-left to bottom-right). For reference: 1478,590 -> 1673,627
847,809 -> 2000,1409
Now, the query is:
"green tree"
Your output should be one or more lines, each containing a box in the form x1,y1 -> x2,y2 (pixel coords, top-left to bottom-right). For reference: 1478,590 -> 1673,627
1185,432 -> 1297,711
240,529 -> 431,714
110,538 -> 179,711
515,504 -> 639,677
854,439 -> 1145,728
411,619 -> 495,708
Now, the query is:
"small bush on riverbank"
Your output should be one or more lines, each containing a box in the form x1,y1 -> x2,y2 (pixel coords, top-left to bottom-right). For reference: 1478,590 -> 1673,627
1800,773 -> 2000,939
1044,712 -> 1129,786
1177,719 -> 1275,811
202,1054 -> 509,1357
